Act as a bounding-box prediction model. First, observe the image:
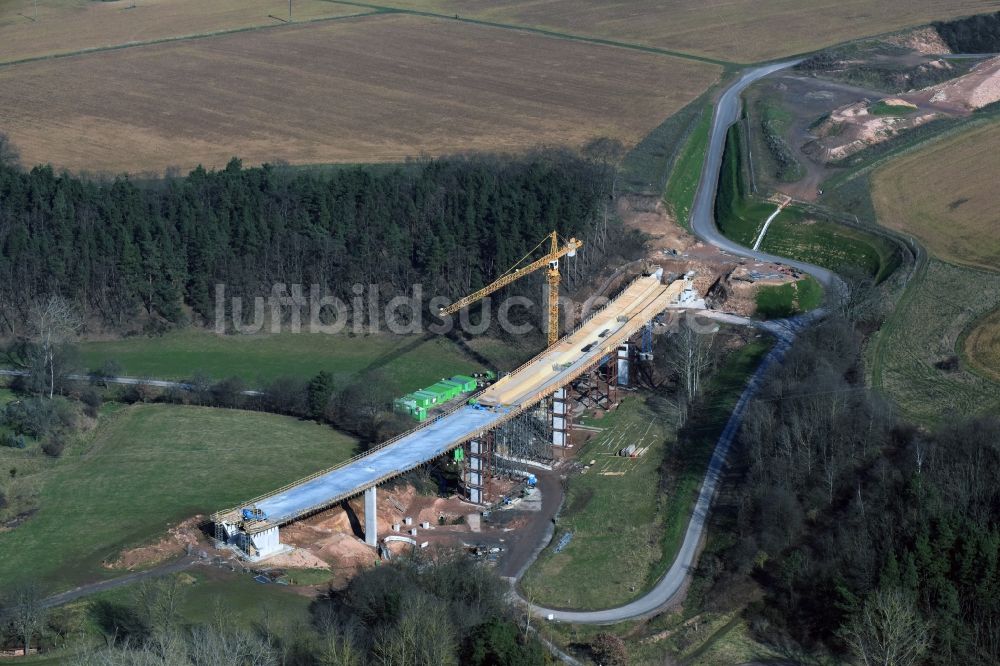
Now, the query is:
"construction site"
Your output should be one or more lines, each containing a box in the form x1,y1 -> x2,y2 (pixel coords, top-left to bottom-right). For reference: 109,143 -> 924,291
212,228 -> 695,566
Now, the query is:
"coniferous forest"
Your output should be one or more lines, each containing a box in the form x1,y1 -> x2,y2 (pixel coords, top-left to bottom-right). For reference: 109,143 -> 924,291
0,150 -> 630,334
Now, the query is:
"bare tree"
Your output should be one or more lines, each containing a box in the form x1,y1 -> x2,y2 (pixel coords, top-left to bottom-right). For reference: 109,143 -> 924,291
134,578 -> 185,636
841,589 -> 930,666
8,582 -> 47,658
372,595 -> 457,666
0,132 -> 19,167
317,628 -> 363,666
582,137 -> 626,251
29,296 -> 82,399
838,267 -> 883,326
662,322 -> 716,408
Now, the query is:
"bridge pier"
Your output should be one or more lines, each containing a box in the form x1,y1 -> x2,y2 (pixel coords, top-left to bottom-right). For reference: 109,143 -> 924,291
466,439 -> 485,504
552,388 -> 568,447
364,486 -> 378,546
617,342 -> 630,386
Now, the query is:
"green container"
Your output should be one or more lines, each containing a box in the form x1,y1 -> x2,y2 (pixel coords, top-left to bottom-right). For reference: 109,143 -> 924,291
441,379 -> 464,395
450,375 -> 477,392
411,391 -> 437,407
425,382 -> 458,402
414,407 -> 428,421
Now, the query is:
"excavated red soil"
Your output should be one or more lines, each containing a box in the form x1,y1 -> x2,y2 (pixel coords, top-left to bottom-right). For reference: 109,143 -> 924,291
105,515 -> 204,570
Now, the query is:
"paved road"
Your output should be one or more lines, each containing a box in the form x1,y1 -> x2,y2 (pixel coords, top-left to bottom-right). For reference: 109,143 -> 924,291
689,62 -> 845,293
497,468 -> 563,580
0,369 -> 265,396
36,558 -> 197,610
523,62 -> 838,624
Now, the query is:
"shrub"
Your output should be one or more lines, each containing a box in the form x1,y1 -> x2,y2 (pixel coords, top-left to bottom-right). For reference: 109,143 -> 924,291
1,432 -> 27,449
81,388 -> 103,417
42,434 -> 66,458
210,377 -> 247,409
591,632 -> 628,666
3,397 -> 76,438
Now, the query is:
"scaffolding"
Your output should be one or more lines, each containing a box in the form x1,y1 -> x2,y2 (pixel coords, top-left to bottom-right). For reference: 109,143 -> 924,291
569,356 -> 620,410
462,407 -> 551,503
493,406 -> 552,472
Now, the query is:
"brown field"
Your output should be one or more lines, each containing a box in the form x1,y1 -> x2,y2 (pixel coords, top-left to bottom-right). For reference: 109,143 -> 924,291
0,0 -> 363,64
374,0 -> 1000,62
0,13 -> 720,174
872,121 -> 1000,272
964,308 -> 1000,382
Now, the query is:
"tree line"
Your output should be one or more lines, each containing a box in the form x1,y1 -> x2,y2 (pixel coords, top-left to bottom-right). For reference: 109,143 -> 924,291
935,11 -> 1000,53
0,148 -> 635,335
2,554 -> 553,664
696,316 -> 1000,665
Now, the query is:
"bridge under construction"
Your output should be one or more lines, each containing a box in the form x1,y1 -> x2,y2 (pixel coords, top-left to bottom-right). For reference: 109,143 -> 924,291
213,271 -> 687,559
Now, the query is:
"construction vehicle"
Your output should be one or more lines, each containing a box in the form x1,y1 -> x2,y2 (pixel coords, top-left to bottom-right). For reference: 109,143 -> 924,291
439,231 -> 582,347
241,507 -> 267,522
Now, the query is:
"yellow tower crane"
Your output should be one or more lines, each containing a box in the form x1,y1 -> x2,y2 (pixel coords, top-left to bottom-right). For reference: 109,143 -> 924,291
438,231 -> 583,347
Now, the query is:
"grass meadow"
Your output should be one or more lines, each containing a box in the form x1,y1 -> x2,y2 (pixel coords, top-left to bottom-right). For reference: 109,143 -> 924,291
718,127 -> 898,280
664,105 -> 712,230
963,308 -> 1000,382
872,258 -> 1000,424
0,404 -> 356,591
520,337 -> 770,609
77,330 -> 486,389
755,277 -> 823,319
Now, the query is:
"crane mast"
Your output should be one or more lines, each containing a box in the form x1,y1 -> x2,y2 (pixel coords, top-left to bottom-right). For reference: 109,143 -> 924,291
438,231 -> 582,346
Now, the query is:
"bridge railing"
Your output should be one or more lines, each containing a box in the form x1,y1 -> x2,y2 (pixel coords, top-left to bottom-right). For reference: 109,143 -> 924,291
214,276 -> 675,528
486,276 -> 663,398
212,377 -> 500,526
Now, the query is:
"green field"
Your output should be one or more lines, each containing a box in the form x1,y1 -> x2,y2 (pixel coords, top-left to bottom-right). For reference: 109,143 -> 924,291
963,307 -> 1000,382
717,126 -> 898,280
520,395 -> 677,609
755,277 -> 823,318
520,338 -> 770,610
871,258 -> 1000,423
76,330 -> 487,387
869,100 -> 917,116
16,567 -> 315,663
664,105 -> 711,229
0,404 -> 357,592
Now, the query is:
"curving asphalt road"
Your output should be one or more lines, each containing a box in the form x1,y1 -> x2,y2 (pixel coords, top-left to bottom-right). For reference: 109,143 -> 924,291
523,62 -> 838,624
689,61 -> 843,289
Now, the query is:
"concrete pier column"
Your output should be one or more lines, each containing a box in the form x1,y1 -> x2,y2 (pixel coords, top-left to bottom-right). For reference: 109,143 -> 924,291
552,388 -> 568,447
467,440 -> 484,504
364,486 -> 378,546
616,343 -> 630,386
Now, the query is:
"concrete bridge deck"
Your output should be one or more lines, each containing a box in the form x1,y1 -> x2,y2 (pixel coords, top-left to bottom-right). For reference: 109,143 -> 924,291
214,273 -> 683,538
